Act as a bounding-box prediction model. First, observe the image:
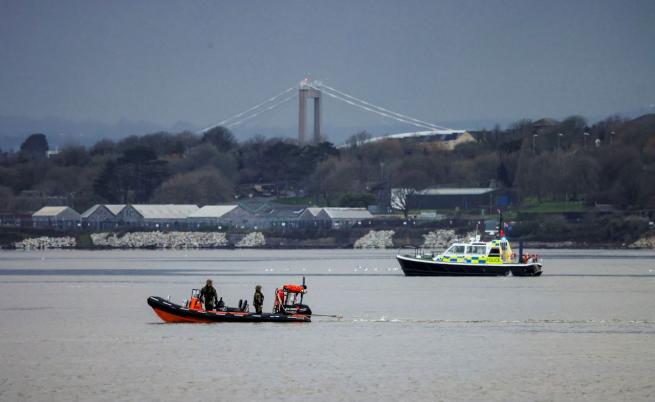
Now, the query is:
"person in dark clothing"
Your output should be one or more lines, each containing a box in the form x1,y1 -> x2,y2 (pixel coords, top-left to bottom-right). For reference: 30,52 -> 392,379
253,285 -> 264,314
199,279 -> 218,311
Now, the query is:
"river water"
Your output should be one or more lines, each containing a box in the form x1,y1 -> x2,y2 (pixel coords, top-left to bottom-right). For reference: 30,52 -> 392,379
1,249 -> 654,401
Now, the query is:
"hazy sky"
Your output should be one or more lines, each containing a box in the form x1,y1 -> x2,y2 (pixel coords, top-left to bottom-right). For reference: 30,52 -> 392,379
1,0 -> 654,134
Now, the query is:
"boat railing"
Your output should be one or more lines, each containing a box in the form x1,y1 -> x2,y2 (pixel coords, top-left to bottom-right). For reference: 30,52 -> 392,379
397,245 -> 437,260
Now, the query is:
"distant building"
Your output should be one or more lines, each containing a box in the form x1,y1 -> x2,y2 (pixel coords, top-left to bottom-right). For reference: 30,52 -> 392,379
297,207 -> 331,228
317,207 -> 374,229
346,130 -> 475,151
0,213 -> 32,228
32,206 -> 81,229
408,188 -> 496,210
187,205 -> 241,228
531,118 -> 560,134
253,204 -> 308,229
46,148 -> 60,158
81,204 -> 125,229
116,204 -> 199,228
439,131 -> 477,150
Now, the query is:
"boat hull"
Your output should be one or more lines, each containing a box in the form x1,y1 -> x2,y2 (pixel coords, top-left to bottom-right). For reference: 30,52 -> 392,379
396,255 -> 542,277
147,296 -> 311,323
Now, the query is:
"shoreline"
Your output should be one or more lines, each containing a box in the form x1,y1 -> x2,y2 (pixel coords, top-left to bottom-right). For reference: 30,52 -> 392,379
2,228 -> 654,250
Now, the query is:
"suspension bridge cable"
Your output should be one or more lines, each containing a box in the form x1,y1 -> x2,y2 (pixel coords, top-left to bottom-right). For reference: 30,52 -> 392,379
317,89 -> 440,131
198,86 -> 295,133
316,83 -> 449,130
227,93 -> 297,128
314,82 -> 446,130
312,82 -> 451,130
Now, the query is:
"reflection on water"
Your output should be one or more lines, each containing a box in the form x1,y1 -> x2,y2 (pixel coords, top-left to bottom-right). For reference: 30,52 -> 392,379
1,249 -> 655,401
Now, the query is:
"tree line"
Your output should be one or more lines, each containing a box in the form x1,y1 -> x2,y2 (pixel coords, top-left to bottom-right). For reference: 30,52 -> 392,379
0,113 -> 653,214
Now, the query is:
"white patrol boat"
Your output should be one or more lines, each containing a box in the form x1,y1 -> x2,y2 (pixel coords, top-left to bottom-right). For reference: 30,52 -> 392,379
396,237 -> 542,276
396,213 -> 543,276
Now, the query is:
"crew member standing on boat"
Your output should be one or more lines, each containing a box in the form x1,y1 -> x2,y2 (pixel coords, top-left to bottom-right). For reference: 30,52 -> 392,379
273,287 -> 285,313
253,285 -> 264,314
199,279 -> 218,311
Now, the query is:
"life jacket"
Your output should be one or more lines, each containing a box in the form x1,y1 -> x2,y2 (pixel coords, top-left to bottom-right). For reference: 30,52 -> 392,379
189,297 -> 203,310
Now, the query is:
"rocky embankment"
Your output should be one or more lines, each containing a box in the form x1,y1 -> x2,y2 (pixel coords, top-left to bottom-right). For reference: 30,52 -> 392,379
353,230 -> 395,248
91,231 -> 229,248
421,229 -> 459,250
235,232 -> 266,247
421,230 -> 478,250
13,236 -> 76,250
630,234 -> 655,249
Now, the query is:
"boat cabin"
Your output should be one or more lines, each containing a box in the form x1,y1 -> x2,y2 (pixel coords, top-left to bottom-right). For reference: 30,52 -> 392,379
438,239 -> 513,264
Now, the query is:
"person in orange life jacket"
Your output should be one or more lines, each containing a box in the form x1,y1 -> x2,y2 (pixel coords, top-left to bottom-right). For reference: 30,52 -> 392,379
273,287 -> 285,313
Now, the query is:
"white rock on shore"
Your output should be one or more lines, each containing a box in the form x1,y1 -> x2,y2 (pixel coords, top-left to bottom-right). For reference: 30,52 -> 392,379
421,229 -> 458,250
90,231 -> 228,248
354,230 -> 395,249
629,235 -> 655,249
236,232 -> 266,248
421,230 -> 477,250
14,236 -> 77,250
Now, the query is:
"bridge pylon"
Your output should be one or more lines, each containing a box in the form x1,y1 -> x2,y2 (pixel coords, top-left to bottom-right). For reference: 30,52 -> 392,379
298,79 -> 321,145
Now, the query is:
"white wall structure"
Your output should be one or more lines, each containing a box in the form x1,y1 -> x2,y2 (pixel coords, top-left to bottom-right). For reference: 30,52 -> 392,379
317,207 -> 374,229
116,204 -> 199,228
187,205 -> 239,228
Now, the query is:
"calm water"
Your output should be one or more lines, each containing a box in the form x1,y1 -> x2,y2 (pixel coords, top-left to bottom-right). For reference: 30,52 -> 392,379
1,249 -> 654,401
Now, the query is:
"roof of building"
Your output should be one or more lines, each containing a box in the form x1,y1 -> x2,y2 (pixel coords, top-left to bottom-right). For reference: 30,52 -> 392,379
305,207 -> 323,216
532,118 -> 560,127
130,204 -> 199,219
321,207 -> 374,219
417,188 -> 495,196
255,204 -> 306,219
80,204 -> 102,218
354,129 -> 468,145
33,206 -> 79,217
81,204 -> 126,218
105,204 -> 126,215
188,205 -> 238,218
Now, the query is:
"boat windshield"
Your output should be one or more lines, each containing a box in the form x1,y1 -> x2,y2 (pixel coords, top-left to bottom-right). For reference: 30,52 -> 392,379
466,245 -> 487,255
445,245 -> 465,255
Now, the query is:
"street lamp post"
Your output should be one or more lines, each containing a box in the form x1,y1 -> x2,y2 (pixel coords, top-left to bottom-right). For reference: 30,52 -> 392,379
557,133 -> 564,151
583,132 -> 590,149
610,131 -> 615,145
532,134 -> 538,154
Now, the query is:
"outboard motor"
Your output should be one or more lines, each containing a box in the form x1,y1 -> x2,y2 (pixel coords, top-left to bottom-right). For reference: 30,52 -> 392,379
274,277 -> 312,316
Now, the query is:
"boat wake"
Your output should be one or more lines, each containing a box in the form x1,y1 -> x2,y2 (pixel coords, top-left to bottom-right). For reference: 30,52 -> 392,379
349,317 -> 655,325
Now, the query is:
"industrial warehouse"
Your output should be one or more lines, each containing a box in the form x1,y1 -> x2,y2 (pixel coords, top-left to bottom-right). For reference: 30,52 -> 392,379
23,203 -> 379,231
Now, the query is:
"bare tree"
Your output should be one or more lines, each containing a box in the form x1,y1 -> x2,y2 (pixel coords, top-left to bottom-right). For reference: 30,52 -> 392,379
391,187 -> 416,219
346,131 -> 372,148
